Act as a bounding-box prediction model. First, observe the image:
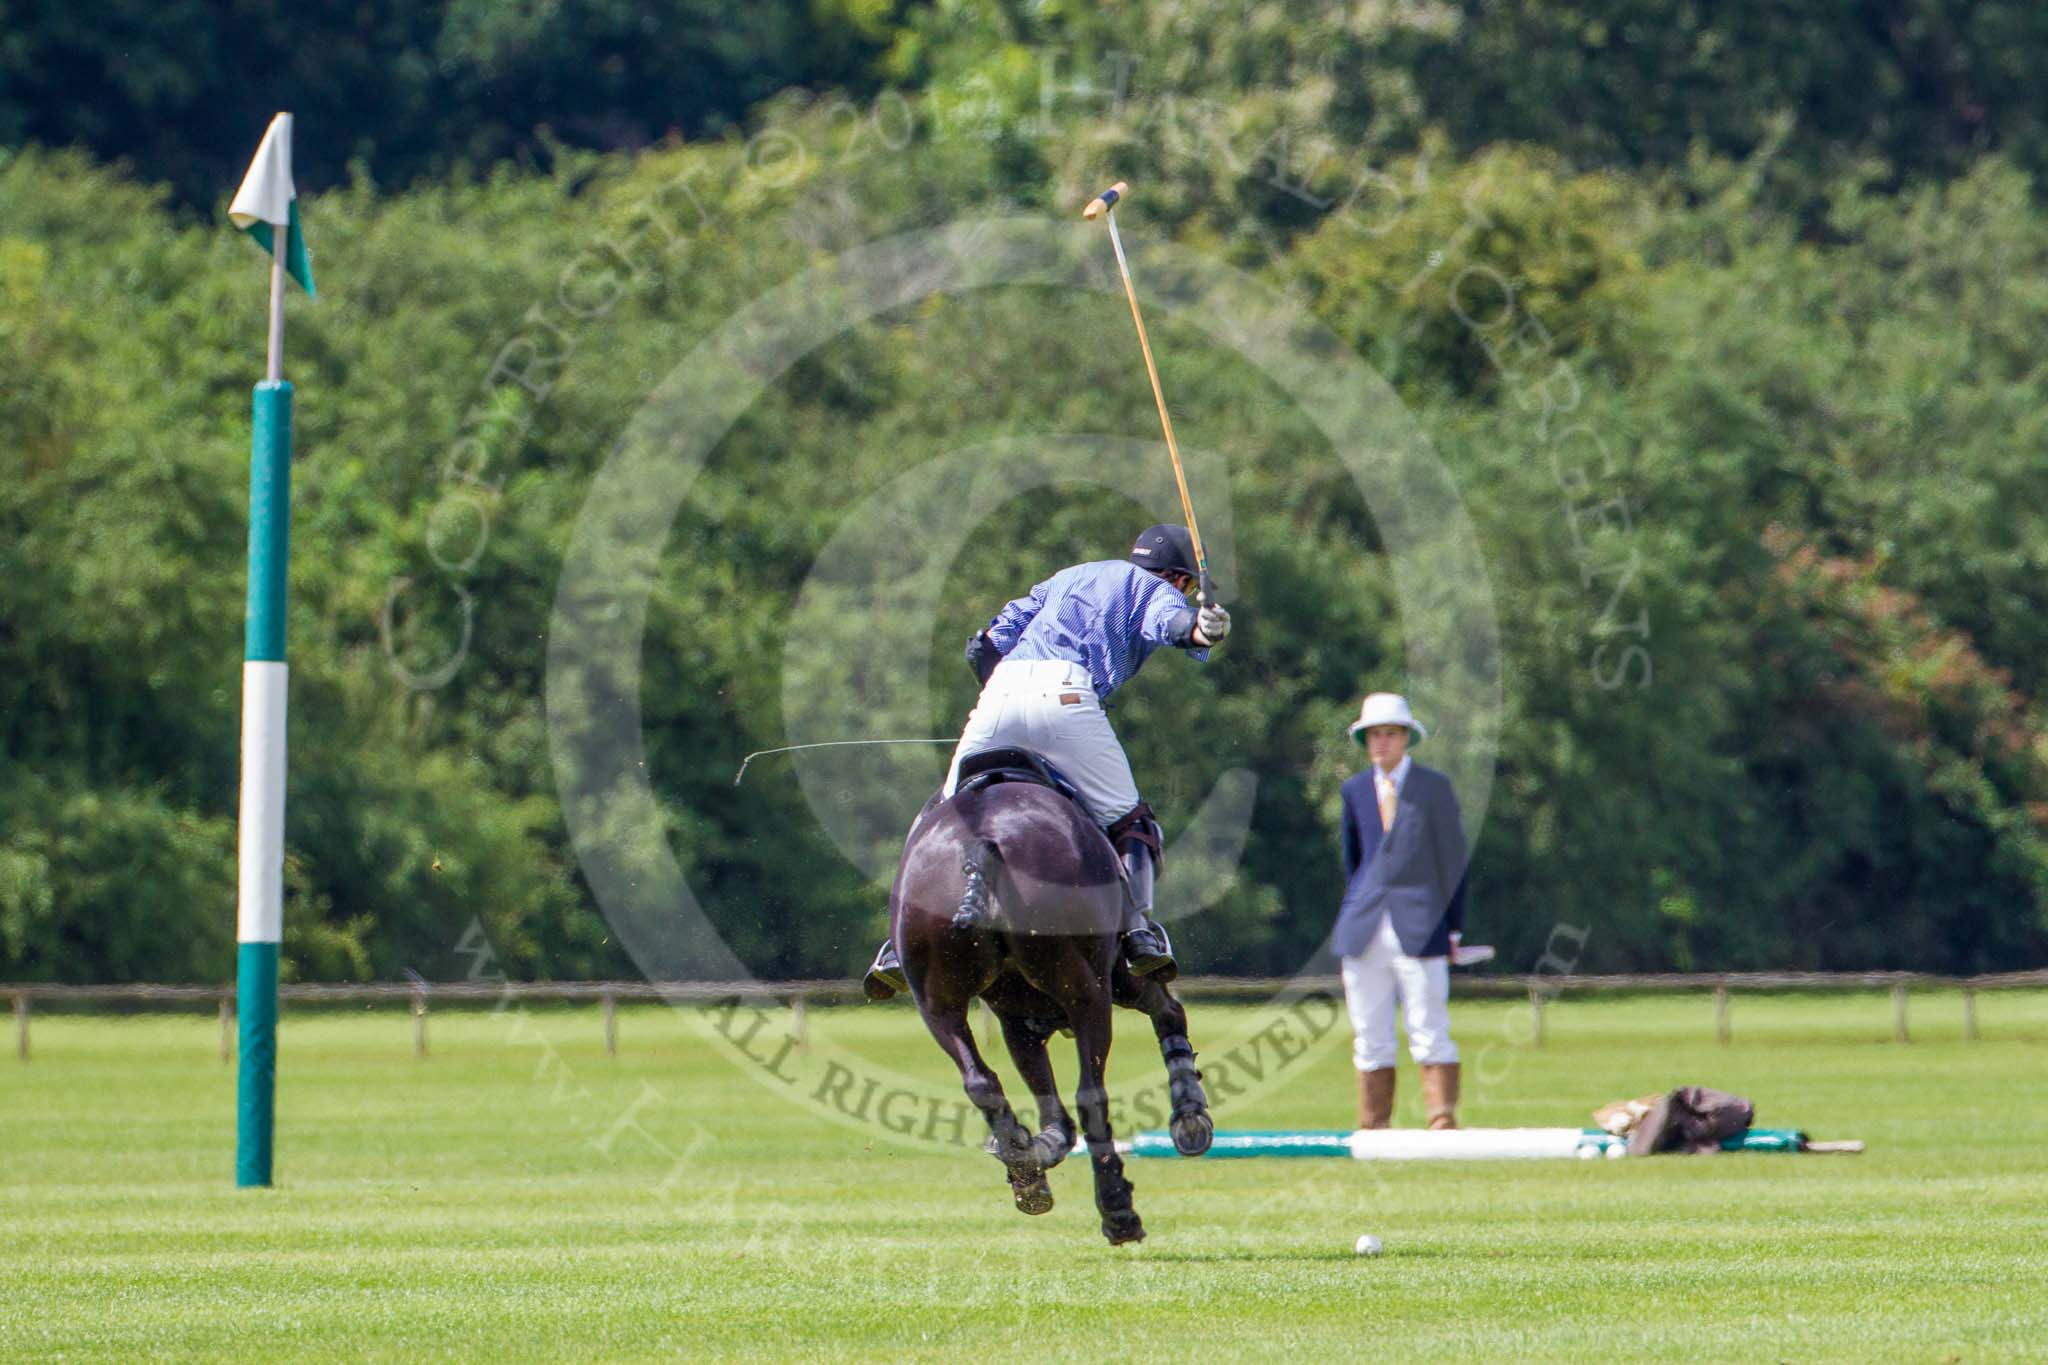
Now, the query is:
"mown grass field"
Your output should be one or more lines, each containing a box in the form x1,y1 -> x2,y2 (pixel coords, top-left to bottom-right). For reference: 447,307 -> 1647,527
6,989 -> 2048,1361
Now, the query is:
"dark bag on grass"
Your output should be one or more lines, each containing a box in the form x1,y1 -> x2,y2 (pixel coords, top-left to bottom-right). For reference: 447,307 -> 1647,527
1627,1086 -> 1755,1156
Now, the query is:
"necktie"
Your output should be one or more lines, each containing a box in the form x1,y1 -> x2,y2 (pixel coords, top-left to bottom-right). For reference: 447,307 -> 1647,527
1377,775 -> 1397,831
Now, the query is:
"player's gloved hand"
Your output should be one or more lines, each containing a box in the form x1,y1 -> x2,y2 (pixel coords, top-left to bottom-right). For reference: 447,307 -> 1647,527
1196,602 -> 1231,644
965,631 -> 1003,684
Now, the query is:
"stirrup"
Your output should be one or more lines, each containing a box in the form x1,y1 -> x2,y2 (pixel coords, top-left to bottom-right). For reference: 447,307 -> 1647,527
1122,920 -> 1177,982
863,941 -> 907,1002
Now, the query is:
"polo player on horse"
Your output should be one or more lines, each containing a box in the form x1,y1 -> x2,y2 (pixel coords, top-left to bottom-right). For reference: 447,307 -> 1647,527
864,523 -> 1232,1000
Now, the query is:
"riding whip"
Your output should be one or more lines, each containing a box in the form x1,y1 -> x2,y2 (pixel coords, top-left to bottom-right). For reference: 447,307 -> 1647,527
732,738 -> 954,786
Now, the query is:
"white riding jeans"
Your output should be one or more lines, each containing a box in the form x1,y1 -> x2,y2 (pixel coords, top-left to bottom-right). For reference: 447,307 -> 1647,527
1340,915 -> 1459,1071
942,659 -> 1140,825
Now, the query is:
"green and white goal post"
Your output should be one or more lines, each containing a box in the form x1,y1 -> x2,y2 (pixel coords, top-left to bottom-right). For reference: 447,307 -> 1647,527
228,111 -> 315,1188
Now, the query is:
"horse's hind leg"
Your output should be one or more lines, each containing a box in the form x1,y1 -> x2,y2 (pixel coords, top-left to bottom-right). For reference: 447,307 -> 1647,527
996,1011 -> 1077,1175
1070,986 -> 1144,1245
1128,975 -> 1212,1157
920,1002 -> 1046,1215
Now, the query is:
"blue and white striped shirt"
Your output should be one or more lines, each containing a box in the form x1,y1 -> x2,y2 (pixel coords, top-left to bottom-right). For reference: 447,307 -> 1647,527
985,560 -> 1206,700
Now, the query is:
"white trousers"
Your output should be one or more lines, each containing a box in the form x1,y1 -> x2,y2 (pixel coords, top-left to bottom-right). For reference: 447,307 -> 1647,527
942,659 -> 1140,825
1340,916 -> 1459,1071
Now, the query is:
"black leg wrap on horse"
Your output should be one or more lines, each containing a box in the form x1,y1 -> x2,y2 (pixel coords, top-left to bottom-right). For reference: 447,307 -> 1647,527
952,840 -> 996,930
1160,1033 -> 1213,1155
1078,1082 -> 1144,1244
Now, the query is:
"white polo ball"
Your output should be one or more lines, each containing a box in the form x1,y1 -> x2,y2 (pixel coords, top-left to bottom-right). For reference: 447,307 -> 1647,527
1354,1233 -> 1383,1257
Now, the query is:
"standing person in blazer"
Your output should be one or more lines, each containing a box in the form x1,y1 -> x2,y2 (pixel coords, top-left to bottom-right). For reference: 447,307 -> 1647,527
1332,693 -> 1468,1131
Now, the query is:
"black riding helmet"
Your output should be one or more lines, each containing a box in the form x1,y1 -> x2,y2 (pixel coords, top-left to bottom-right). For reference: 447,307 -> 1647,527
1129,524 -> 1198,579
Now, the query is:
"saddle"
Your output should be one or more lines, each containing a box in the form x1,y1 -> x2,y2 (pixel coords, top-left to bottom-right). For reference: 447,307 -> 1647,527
952,747 -> 1162,868
953,746 -> 1086,809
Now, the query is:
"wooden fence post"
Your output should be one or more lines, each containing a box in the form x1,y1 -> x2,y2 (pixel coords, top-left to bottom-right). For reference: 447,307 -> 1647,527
219,996 -> 234,1064
1527,984 -> 1545,1048
791,995 -> 809,1051
1963,986 -> 1978,1042
602,990 -> 618,1057
13,993 -> 26,1063
412,984 -> 428,1059
1714,984 -> 1731,1046
1891,982 -> 1909,1044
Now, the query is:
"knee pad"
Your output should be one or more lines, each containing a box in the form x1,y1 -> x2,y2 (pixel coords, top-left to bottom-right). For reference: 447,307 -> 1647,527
1105,801 -> 1163,872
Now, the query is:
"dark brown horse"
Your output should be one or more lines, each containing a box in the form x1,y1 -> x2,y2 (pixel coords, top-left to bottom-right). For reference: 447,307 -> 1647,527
890,753 -> 1211,1244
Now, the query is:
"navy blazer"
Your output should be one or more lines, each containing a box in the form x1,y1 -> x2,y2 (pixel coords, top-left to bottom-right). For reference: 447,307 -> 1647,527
1331,761 -> 1469,959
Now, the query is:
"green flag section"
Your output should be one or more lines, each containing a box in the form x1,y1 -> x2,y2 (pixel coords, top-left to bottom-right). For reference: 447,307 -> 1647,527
229,112 -> 316,297
242,201 -> 315,298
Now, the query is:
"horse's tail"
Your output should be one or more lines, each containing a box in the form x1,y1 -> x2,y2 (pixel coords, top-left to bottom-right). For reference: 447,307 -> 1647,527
950,836 -> 1001,931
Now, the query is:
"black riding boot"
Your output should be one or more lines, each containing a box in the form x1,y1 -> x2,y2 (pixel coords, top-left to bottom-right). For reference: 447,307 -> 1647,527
1119,844 -> 1177,981
863,938 -> 908,1001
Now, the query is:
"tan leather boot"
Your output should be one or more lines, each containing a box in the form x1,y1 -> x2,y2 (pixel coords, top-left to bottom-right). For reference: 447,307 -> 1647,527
1357,1068 -> 1396,1130
1422,1062 -> 1461,1130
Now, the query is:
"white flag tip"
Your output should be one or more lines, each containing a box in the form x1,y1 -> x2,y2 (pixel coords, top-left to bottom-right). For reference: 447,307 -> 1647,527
229,113 -> 297,231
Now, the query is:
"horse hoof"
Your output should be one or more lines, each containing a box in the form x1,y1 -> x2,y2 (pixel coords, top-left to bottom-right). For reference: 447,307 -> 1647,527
1101,1210 -> 1146,1245
1010,1171 -> 1054,1215
1170,1110 -> 1214,1157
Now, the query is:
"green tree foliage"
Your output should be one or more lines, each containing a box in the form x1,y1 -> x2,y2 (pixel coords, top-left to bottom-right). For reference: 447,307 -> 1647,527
0,0 -> 898,206
886,1 -> 2048,207
5,17 -> 2048,983
12,2 -> 2048,216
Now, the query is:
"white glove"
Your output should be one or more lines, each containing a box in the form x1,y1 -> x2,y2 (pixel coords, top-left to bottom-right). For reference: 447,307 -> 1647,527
1196,601 -> 1231,644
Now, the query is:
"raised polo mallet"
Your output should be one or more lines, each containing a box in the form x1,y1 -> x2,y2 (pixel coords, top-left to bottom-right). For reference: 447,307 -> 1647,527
1084,181 -> 1214,606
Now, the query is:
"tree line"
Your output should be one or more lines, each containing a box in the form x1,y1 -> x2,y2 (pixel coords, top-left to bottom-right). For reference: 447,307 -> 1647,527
4,5 -> 2047,983
13,3 -> 2048,213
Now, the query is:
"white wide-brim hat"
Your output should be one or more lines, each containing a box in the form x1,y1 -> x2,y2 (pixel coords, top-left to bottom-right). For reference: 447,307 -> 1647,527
1347,692 -> 1426,744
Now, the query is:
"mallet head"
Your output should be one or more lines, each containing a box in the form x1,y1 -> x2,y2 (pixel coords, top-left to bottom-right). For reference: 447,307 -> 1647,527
1083,182 -> 1128,220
